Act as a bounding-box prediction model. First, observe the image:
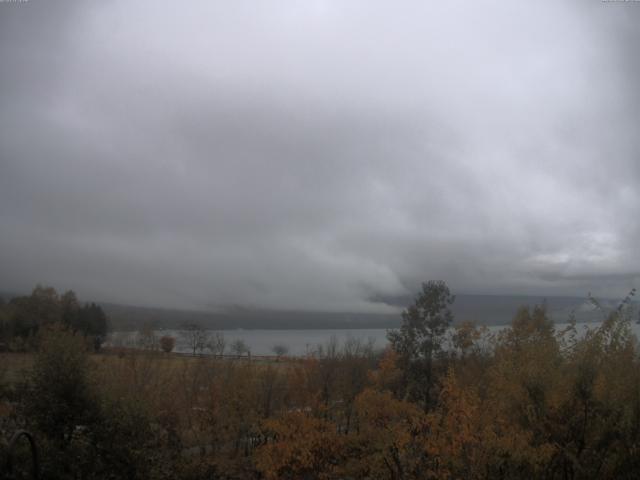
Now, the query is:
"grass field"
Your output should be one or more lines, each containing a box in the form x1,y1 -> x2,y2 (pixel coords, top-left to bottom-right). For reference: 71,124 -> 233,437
0,349 -> 294,390
0,353 -> 34,386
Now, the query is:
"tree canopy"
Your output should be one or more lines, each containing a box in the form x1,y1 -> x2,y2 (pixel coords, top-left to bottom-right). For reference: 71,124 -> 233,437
0,285 -> 109,350
387,280 -> 455,408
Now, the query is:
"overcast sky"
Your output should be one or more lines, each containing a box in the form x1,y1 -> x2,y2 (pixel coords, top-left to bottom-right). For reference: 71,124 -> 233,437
1,0 -> 640,312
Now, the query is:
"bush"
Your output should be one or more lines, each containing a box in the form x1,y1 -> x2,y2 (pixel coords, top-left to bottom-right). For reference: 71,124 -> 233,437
160,336 -> 176,354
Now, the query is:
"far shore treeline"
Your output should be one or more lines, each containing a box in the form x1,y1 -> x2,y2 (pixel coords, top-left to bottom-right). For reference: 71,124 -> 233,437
1,285 -> 611,333
91,293 -> 609,331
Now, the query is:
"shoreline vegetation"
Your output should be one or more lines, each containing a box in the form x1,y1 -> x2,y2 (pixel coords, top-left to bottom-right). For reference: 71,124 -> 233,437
2,283 -> 640,479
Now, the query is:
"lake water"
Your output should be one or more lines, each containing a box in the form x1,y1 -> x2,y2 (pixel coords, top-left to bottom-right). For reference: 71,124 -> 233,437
108,320 -> 640,356
109,328 -> 390,356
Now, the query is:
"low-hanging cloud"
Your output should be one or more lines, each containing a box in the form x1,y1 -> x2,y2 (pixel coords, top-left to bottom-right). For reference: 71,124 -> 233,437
1,0 -> 640,311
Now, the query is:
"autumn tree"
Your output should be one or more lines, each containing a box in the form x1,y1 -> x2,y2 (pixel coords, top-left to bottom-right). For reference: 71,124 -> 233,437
336,337 -> 376,433
159,335 -> 175,353
256,411 -> 345,479
347,388 -> 426,479
369,347 -> 404,396
387,280 -> 455,409
257,364 -> 285,418
313,336 -> 341,414
451,320 -> 487,358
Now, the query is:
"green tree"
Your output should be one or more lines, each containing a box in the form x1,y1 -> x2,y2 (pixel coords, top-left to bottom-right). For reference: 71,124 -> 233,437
23,325 -> 99,444
2,286 -> 108,349
231,338 -> 249,358
387,280 -> 455,409
78,303 -> 108,339
60,290 -> 80,330
21,324 -> 100,477
0,300 -> 12,344
9,285 -> 62,340
271,343 -> 289,359
82,396 -> 175,480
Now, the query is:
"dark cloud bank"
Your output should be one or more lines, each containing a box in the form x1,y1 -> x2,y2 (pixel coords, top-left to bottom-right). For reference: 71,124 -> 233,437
1,1 -> 640,313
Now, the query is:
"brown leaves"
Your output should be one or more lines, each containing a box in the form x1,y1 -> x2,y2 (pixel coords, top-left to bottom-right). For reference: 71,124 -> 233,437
256,411 -> 344,480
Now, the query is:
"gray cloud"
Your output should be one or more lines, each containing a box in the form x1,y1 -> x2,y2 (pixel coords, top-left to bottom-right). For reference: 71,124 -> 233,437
1,0 -> 640,311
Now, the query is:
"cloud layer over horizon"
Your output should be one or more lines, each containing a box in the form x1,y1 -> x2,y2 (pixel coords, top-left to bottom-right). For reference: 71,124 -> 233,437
2,0 -> 640,312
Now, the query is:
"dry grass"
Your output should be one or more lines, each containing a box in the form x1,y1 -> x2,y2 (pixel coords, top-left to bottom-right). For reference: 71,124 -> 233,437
0,353 -> 34,386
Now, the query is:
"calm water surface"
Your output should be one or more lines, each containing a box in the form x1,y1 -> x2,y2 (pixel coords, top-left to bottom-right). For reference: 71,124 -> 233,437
109,321 -> 640,356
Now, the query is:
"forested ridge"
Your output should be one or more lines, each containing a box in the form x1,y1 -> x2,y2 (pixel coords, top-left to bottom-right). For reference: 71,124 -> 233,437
2,282 -> 640,479
1,289 -> 599,332
76,294 -> 601,332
